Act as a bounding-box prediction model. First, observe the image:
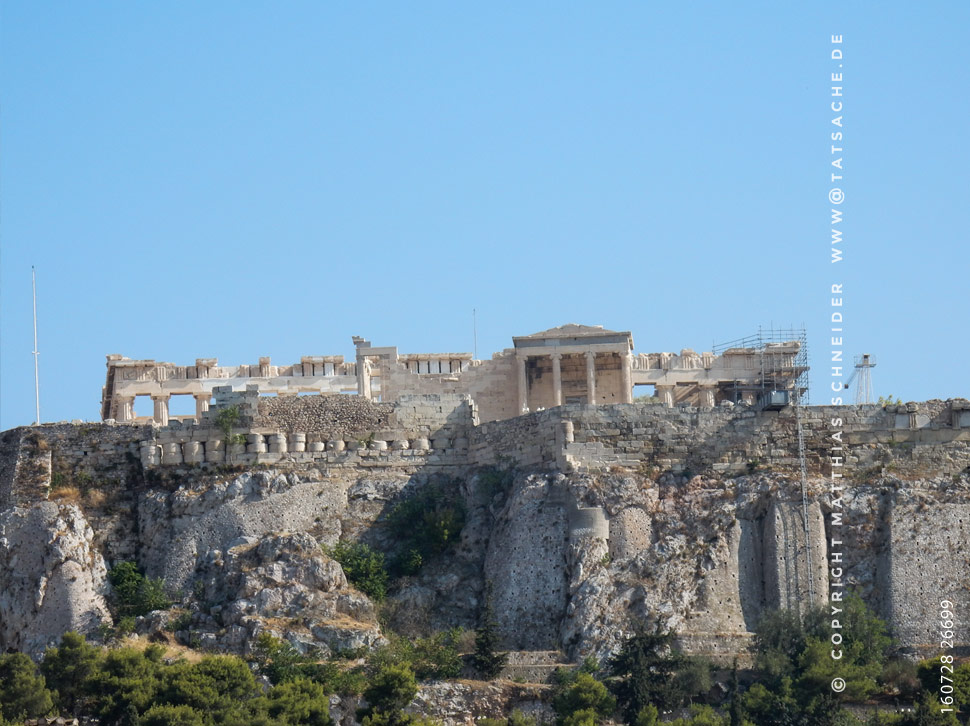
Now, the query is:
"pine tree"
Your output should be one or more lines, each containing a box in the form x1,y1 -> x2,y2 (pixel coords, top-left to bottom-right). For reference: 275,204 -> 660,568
473,587 -> 508,680
728,659 -> 745,726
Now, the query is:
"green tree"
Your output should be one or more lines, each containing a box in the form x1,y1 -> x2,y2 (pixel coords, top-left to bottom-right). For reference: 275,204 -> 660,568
741,678 -> 803,726
139,704 -> 206,726
215,406 -> 247,464
327,540 -> 389,602
561,708 -> 598,726
386,481 -> 466,575
753,609 -> 807,687
90,646 -> 165,725
162,655 -> 259,724
633,704 -> 660,726
368,629 -> 464,681
674,658 -> 713,704
905,694 -> 961,726
917,658 -> 970,714
608,625 -> 686,721
360,663 -> 418,722
727,662 -> 745,726
251,632 -> 308,685
266,678 -> 333,726
552,672 -> 616,724
796,593 -> 892,702
472,590 -> 508,680
0,653 -> 54,722
41,631 -> 104,714
108,561 -> 171,617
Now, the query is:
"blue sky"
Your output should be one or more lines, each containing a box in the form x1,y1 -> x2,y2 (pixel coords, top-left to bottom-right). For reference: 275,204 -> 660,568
2,2 -> 968,427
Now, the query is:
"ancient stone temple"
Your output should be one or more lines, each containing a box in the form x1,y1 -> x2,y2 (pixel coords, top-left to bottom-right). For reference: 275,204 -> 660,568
101,324 -> 806,425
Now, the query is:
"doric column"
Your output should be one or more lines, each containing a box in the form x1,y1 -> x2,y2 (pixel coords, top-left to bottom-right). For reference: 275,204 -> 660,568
551,352 -> 563,407
151,394 -> 170,426
699,385 -> 716,408
194,394 -> 211,422
657,385 -> 675,408
516,355 -> 529,414
117,396 -> 135,422
585,351 -> 597,404
356,356 -> 372,400
620,351 -> 633,404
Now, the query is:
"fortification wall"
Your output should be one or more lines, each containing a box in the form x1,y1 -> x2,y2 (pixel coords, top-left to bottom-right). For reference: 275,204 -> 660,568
468,410 -> 563,469
561,399 -> 970,476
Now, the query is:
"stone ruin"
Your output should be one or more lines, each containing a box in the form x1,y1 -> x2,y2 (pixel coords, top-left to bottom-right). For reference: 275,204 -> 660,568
101,323 -> 806,426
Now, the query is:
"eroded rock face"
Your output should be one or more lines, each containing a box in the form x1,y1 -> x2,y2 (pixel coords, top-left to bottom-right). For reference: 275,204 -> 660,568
189,530 -> 383,655
0,502 -> 111,656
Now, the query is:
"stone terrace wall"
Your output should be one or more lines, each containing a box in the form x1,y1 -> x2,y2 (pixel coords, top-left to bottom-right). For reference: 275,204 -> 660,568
256,394 -> 393,435
139,393 -> 478,471
1,423 -> 152,506
561,400 -> 970,477
468,410 -> 564,469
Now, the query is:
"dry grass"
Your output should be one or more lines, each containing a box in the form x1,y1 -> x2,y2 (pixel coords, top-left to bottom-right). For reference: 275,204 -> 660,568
123,634 -> 205,663
49,486 -> 82,505
84,488 -> 107,508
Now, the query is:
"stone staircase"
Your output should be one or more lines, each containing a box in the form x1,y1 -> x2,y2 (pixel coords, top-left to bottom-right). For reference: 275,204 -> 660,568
500,650 -> 573,683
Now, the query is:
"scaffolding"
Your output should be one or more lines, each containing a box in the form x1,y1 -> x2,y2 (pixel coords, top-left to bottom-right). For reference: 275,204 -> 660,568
715,325 -> 816,610
712,325 -> 810,407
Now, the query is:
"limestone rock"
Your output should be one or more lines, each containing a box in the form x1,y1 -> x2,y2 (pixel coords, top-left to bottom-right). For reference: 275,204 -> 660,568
0,502 -> 111,656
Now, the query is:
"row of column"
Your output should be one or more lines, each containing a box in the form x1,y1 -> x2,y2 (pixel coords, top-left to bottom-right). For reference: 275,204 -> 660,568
515,351 -> 634,413
115,394 -> 211,425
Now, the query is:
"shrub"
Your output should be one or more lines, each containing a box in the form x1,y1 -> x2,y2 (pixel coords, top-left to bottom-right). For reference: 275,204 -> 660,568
369,629 -> 463,681
266,678 -> 333,726
108,561 -> 171,617
386,481 -> 466,575
326,541 -> 389,602
360,663 -> 418,721
252,632 -> 308,685
552,672 -> 616,725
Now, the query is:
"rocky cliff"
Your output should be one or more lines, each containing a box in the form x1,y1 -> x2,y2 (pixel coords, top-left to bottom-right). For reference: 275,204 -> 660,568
2,394 -> 969,675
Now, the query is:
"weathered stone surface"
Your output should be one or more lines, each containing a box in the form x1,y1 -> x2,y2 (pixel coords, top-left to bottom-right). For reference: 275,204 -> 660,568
2,395 -> 970,668
0,502 -> 111,656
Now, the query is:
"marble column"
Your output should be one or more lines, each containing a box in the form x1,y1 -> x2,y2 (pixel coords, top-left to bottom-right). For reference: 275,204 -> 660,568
656,385 -> 675,408
516,355 -> 529,414
585,351 -> 597,404
194,394 -> 211,422
117,396 -> 135,422
620,351 -> 633,404
551,352 -> 563,407
357,358 -> 372,400
699,385 -> 716,408
151,394 -> 170,426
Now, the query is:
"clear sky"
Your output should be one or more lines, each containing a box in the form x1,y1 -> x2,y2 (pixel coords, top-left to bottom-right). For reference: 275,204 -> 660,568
1,2 -> 968,428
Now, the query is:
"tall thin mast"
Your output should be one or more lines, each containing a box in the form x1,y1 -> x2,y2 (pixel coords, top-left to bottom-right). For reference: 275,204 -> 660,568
32,267 -> 40,424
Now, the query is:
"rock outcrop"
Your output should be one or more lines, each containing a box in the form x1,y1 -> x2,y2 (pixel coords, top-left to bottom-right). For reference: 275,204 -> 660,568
0,502 -> 111,655
1,395 -> 969,669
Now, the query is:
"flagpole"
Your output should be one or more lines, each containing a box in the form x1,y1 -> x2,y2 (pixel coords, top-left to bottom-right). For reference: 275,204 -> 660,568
32,267 -> 40,424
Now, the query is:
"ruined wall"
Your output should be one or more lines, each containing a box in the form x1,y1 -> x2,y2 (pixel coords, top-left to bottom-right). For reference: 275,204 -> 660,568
380,356 -> 518,423
468,410 -> 563,470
